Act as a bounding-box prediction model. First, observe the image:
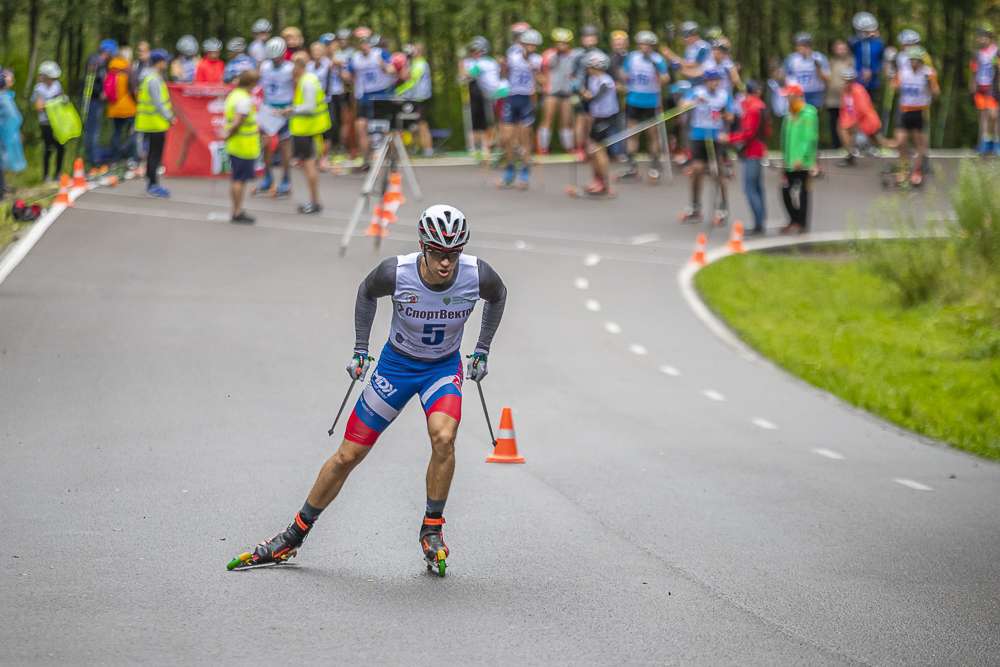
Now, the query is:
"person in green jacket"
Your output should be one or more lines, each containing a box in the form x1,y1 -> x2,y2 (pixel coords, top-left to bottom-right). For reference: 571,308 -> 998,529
395,43 -> 434,157
780,83 -> 818,234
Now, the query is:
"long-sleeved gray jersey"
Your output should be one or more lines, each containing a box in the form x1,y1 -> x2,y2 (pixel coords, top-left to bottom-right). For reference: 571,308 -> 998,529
355,252 -> 506,362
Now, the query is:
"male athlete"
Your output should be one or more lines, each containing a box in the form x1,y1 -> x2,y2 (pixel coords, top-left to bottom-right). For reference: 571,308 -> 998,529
237,205 -> 507,573
257,36 -> 295,196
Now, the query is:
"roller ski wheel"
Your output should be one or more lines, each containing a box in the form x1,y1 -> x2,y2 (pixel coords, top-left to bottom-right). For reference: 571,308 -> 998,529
678,207 -> 702,224
273,181 -> 292,198
496,165 -> 516,189
251,175 -> 274,196
420,517 -> 449,578
712,209 -> 729,227
648,168 -> 660,185
227,512 -> 311,571
566,183 -> 617,199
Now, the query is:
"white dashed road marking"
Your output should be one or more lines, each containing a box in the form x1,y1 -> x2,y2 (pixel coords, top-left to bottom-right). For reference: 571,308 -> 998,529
894,478 -> 933,491
514,240 -> 528,250
585,299 -> 601,312
629,344 -> 648,355
752,418 -> 778,430
812,449 -> 845,460
604,322 -> 622,334
584,253 -> 601,266
574,277 -> 589,289
660,365 -> 681,376
631,233 -> 660,245
702,390 -> 725,401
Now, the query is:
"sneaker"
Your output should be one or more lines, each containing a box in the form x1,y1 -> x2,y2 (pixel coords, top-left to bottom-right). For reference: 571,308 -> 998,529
145,184 -> 170,198
297,202 -> 323,214
838,153 -> 856,167
231,211 -> 256,224
423,149 -> 435,159
258,173 -> 273,191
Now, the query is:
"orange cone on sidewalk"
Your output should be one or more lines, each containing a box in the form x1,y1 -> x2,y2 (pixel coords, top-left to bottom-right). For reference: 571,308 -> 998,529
486,407 -> 525,463
53,174 -> 73,207
726,221 -> 746,254
688,233 -> 707,267
71,158 -> 88,190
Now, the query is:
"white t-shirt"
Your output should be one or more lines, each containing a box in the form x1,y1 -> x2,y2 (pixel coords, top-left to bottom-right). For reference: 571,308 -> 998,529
31,81 -> 63,124
587,73 -> 619,119
306,58 -> 332,95
259,60 -> 295,106
506,45 -> 538,96
232,94 -> 253,116
248,39 -> 267,64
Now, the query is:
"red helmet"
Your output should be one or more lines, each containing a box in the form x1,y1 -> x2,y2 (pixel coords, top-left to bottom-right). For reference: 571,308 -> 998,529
353,26 -> 372,38
391,52 -> 407,72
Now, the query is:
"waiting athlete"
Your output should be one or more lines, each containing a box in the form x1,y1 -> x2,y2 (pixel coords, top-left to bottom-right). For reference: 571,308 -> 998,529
571,26 -> 604,160
578,52 -> 619,195
171,35 -> 200,83
257,37 -> 295,197
782,33 -> 831,110
343,29 -> 397,171
679,68 -> 736,224
499,29 -> 542,188
970,24 -> 999,154
661,22 -> 715,164
850,12 -> 884,97
619,31 -> 670,182
223,38 -> 256,84
538,28 -> 576,156
837,67 -> 885,166
234,205 -> 507,574
892,47 -> 938,185
460,37 -> 503,162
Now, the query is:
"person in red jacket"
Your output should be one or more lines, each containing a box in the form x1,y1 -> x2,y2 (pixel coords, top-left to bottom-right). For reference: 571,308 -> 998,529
728,80 -> 770,235
837,66 -> 885,166
194,39 -> 225,83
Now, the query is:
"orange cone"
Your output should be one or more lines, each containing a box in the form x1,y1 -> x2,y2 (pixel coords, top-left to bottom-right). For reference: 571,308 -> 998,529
53,174 -> 73,207
364,203 -> 388,237
726,221 -> 746,254
486,407 -> 525,463
71,158 -> 88,190
688,233 -> 707,266
382,172 -> 406,222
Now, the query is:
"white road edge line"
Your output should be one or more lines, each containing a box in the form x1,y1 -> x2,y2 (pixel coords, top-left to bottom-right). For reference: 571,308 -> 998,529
752,418 -> 778,430
894,478 -> 933,491
584,253 -> 601,266
812,448 -> 844,460
604,321 -> 622,334
0,187 -> 89,288
574,277 -> 589,289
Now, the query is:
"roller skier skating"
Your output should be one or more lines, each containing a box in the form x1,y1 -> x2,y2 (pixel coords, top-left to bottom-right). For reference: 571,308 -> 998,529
420,517 -> 449,577
228,512 -> 312,570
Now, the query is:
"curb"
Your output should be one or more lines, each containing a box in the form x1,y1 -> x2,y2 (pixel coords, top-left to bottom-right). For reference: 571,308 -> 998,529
0,186 -> 89,288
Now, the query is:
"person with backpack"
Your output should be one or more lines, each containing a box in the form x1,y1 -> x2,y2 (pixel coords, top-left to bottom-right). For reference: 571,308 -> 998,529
728,80 -> 770,235
106,46 -> 138,164
31,61 -> 65,183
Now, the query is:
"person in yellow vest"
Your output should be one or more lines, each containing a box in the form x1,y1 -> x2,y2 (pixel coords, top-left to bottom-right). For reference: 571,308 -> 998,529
135,49 -> 175,198
225,70 -> 261,224
281,52 -> 331,213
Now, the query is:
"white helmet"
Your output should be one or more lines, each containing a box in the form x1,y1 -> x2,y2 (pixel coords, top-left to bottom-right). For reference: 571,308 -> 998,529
39,61 -> 61,79
897,29 -> 920,45
202,38 -> 223,53
227,37 -> 247,53
636,30 -> 659,45
586,51 -> 610,70
520,29 -> 543,46
418,205 -> 470,249
177,35 -> 199,56
853,12 -> 878,32
252,18 -> 273,33
265,36 -> 287,60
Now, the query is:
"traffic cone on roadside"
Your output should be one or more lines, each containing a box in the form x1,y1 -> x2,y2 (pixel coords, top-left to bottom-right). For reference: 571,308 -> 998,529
364,202 -> 388,237
53,174 -> 73,207
486,407 -> 525,463
688,233 -> 707,267
71,158 -> 88,190
726,221 -> 746,254
381,173 -> 406,224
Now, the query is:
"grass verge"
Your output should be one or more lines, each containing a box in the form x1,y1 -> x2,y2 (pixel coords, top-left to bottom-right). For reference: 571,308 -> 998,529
695,249 -> 1000,461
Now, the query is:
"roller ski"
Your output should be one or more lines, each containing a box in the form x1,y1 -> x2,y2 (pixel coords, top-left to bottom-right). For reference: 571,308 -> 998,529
250,173 -> 273,196
712,207 -> 729,227
647,160 -> 663,185
227,512 -> 312,571
516,165 -> 530,190
678,206 -> 702,224
273,178 -> 292,198
496,164 -> 516,189
566,177 -> 617,199
614,159 -> 641,182
420,517 -> 449,577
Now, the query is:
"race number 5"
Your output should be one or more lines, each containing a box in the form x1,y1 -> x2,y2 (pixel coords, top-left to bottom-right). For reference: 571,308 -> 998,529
422,323 -> 445,345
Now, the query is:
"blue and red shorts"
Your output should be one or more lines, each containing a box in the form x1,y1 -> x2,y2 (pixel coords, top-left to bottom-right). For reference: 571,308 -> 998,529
344,343 -> 463,446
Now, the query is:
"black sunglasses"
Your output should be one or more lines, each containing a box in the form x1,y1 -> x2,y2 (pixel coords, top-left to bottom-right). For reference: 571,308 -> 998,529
424,246 -> 463,262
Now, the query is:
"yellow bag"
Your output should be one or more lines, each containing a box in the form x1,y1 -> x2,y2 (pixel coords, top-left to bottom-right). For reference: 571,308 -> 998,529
44,95 -> 82,144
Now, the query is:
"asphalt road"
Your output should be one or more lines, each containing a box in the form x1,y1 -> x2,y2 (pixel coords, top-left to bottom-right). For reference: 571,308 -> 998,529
1,157 -> 997,666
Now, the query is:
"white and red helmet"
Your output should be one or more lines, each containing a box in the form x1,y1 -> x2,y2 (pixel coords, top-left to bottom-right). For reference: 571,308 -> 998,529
418,205 -> 469,250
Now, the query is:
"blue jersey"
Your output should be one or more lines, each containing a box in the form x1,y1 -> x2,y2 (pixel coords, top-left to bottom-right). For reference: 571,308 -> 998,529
681,40 -> 715,85
686,85 -> 737,140
623,51 -> 668,108
849,36 -> 885,90
224,54 -> 256,83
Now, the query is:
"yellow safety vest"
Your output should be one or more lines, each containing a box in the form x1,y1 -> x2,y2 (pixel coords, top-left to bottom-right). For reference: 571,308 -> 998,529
135,74 -> 171,132
289,72 -> 331,137
224,88 -> 260,160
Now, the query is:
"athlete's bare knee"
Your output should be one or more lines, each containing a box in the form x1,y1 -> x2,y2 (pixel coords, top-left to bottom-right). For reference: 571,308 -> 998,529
331,441 -> 369,470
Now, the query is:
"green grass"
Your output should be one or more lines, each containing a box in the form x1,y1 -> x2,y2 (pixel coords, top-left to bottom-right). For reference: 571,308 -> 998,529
695,251 -> 1000,461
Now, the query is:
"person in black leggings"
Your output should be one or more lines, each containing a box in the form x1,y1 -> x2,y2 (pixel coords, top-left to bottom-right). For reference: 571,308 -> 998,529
39,124 -> 65,183
31,62 -> 66,182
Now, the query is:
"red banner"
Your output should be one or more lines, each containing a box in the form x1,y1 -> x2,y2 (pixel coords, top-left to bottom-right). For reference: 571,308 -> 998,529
163,83 -> 263,178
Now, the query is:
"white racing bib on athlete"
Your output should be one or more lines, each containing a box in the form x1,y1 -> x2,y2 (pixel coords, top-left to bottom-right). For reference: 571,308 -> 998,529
389,252 -> 481,360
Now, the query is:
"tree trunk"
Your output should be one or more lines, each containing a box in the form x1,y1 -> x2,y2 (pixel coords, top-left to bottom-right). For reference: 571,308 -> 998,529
23,0 -> 41,96
627,0 -> 639,36
411,0 -> 422,38
109,0 -> 129,45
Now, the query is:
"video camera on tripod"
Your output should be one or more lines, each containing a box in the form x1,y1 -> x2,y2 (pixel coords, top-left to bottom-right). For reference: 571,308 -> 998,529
368,97 -> 422,134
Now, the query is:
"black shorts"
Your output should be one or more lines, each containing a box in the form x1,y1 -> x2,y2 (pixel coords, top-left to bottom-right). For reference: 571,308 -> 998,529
292,134 -> 315,160
230,155 -> 256,182
589,117 -> 615,143
900,109 -> 924,131
469,81 -> 489,131
626,105 -> 657,122
690,139 -> 728,163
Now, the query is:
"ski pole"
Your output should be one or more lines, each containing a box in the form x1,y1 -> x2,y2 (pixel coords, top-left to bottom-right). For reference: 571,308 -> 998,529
328,378 -> 358,436
476,382 -> 497,448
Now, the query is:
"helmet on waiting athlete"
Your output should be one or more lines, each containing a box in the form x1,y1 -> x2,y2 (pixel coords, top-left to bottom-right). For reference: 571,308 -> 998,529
581,25 -> 600,37
336,28 -> 352,40
841,66 -> 857,80
265,36 -> 287,60
551,28 -> 574,43
897,29 -> 920,46
586,51 -> 610,71
227,37 -> 247,53
704,26 -> 723,40
354,26 -> 372,39
636,30 -> 659,45
978,23 -> 995,37
319,33 -> 336,45
39,61 -> 61,79
418,205 -> 470,250
853,12 -> 878,32
610,30 -> 628,41
680,21 -> 699,38
907,45 -> 928,61
369,34 -> 382,47
520,29 -> 543,46
252,19 -> 273,34
177,35 -> 199,56
470,36 -> 490,54
202,38 -> 223,53
510,22 -> 531,38
794,32 -> 813,46
100,39 -> 119,55
703,67 -> 723,80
